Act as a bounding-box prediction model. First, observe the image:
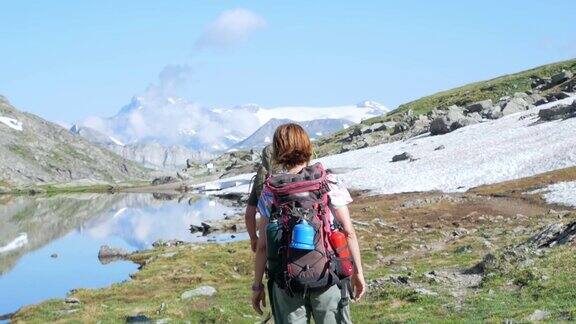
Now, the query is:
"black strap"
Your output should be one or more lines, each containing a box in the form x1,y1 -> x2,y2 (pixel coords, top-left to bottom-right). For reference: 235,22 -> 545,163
267,278 -> 276,317
337,277 -> 351,309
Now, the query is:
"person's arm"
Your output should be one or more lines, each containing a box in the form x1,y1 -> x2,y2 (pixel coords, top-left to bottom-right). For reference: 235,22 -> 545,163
333,205 -> 366,301
244,205 -> 258,252
246,165 -> 267,252
252,216 -> 268,315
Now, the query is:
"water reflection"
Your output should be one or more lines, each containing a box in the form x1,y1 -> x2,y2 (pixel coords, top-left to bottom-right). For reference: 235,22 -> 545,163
0,193 -> 245,315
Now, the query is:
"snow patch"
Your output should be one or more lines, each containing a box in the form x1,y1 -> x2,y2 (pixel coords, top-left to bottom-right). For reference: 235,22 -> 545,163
202,96 -> 576,196
0,116 -> 23,131
535,181 -> 576,207
0,233 -> 28,254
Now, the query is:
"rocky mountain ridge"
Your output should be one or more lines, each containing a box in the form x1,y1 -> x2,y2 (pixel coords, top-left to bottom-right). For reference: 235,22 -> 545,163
0,96 -> 150,190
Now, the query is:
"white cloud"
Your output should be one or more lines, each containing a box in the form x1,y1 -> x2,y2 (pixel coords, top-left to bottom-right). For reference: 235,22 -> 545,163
196,8 -> 266,50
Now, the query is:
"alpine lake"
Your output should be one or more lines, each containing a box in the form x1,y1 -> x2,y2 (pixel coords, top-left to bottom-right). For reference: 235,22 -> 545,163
0,192 -> 247,317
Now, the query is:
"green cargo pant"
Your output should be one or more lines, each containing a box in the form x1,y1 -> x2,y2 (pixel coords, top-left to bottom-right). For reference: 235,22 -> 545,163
271,283 -> 352,324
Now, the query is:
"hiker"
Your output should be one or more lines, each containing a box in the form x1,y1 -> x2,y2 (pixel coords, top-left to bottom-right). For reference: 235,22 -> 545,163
245,144 -> 279,252
251,123 -> 366,323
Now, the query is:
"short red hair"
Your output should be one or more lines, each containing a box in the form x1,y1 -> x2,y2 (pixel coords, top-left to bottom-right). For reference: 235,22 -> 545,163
272,123 -> 313,169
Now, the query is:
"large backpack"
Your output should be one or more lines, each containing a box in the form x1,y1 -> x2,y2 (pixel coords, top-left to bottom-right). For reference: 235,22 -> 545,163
264,162 -> 349,295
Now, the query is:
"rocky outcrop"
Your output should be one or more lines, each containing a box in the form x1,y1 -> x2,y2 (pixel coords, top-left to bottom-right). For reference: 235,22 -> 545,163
0,96 -> 149,188
538,101 -> 576,121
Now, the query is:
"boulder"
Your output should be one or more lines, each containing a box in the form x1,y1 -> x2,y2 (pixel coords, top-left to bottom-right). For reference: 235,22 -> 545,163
546,92 -> 570,102
538,102 -> 576,121
525,93 -> 545,105
392,122 -> 409,135
391,152 -> 414,162
411,115 -> 431,135
369,122 -> 387,132
450,115 -> 480,131
382,121 -> 397,129
501,97 -> 531,116
446,105 -> 465,121
528,310 -> 551,321
430,117 -> 451,135
360,125 -> 372,134
348,127 -> 362,137
181,286 -> 217,300
551,70 -> 573,85
465,100 -> 492,114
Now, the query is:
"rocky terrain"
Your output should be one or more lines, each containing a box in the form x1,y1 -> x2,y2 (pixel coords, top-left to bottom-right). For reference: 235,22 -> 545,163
11,166 -> 576,323
315,59 -> 576,156
0,96 -> 150,191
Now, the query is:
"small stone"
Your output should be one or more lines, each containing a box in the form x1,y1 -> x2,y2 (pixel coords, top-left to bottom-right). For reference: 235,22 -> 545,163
528,310 -> 550,321
434,145 -> 445,151
51,253 -> 58,258
181,286 -> 217,300
414,287 -> 437,296
65,297 -> 80,304
391,152 -> 413,162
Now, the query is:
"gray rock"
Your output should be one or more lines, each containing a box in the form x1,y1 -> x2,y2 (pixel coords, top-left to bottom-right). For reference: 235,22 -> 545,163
551,70 -> 573,85
391,152 -> 413,162
181,286 -> 217,300
152,239 -> 185,248
483,106 -> 503,119
528,310 -> 550,321
546,92 -> 571,101
526,93 -> 545,105
434,145 -> 445,151
465,99 -> 492,114
392,122 -> 409,135
410,115 -> 431,135
382,121 -> 397,129
369,122 -> 387,132
446,105 -> 465,121
414,287 -> 438,296
430,117 -> 451,135
501,97 -> 531,116
538,102 -> 576,121
65,297 -> 80,304
360,125 -> 372,134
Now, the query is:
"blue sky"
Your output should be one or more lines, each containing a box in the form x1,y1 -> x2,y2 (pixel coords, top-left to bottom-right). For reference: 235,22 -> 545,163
0,0 -> 574,123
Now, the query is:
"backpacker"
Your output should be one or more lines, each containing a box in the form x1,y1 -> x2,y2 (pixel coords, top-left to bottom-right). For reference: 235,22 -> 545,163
264,162 -> 352,295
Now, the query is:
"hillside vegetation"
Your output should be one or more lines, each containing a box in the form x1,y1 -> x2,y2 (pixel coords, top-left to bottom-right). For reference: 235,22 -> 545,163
314,58 -> 576,157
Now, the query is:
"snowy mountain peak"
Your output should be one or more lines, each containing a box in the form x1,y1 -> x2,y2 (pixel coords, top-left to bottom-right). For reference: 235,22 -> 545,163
357,100 -> 388,111
82,96 -> 390,154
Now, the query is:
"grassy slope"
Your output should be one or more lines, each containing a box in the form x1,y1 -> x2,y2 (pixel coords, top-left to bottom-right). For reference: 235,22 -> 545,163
12,167 -> 576,323
314,58 -> 576,157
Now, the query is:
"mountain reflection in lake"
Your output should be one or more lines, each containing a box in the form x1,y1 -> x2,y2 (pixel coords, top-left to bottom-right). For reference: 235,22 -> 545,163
0,193 -> 246,316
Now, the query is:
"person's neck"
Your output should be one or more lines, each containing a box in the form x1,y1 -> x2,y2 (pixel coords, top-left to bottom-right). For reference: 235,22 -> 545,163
287,163 -> 307,174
